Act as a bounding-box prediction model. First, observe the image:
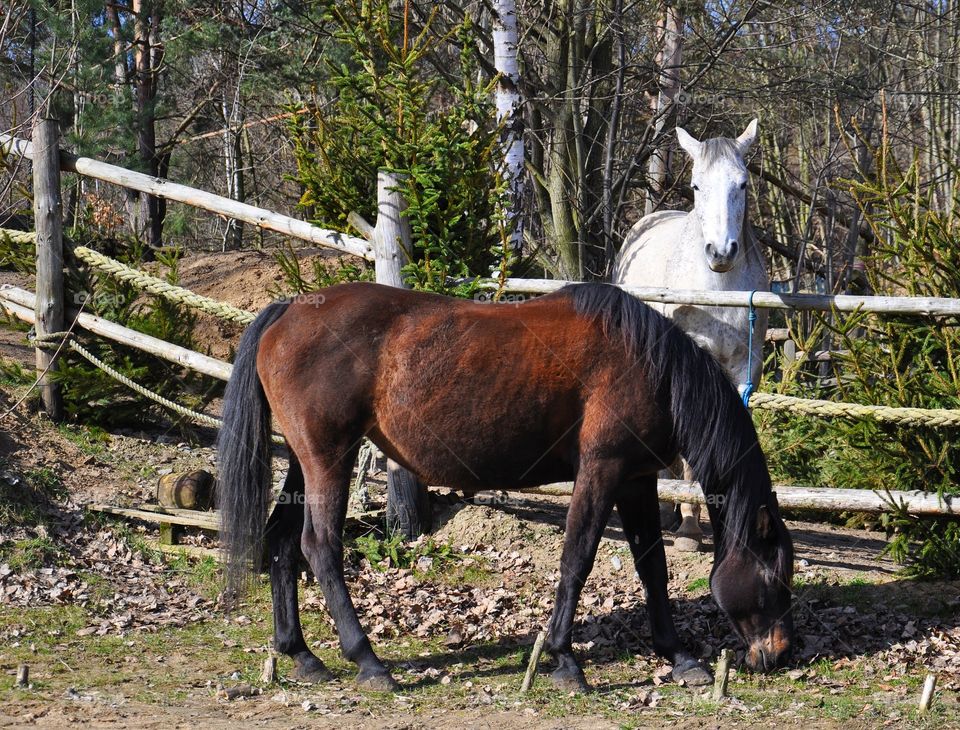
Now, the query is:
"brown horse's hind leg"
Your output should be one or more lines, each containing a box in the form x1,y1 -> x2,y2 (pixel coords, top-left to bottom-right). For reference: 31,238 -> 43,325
266,457 -> 333,683
544,458 -> 620,692
299,443 -> 398,692
615,476 -> 712,686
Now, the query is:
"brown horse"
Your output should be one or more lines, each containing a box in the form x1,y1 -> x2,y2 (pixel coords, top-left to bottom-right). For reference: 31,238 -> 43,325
217,282 -> 793,692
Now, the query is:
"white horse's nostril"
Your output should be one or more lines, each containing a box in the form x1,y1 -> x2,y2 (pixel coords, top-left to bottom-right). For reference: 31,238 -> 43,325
705,243 -> 716,258
728,240 -> 739,258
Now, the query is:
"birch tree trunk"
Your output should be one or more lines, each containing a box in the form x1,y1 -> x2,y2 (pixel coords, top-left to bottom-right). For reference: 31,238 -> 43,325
492,0 -> 524,253
645,1 -> 683,215
221,89 -> 245,252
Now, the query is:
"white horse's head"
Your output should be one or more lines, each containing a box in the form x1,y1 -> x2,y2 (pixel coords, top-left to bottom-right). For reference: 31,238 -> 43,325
676,119 -> 758,273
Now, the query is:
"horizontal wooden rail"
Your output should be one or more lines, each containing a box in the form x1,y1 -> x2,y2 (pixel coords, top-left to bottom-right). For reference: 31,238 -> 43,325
92,503 -> 220,531
91,503 -> 385,534
0,134 -> 373,261
0,285 -> 232,381
496,278 -> 960,317
504,479 -> 955,516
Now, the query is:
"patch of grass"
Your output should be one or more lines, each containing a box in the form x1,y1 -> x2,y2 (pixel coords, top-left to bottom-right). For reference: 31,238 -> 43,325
0,535 -> 62,570
349,533 -> 461,574
78,571 -> 115,603
25,466 -> 66,496
448,557 -> 497,587
0,458 -> 67,526
56,423 -> 112,457
685,577 -> 709,593
164,552 -> 222,598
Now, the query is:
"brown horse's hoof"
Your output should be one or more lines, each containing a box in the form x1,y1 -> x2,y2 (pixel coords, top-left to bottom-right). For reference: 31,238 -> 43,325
291,652 -> 334,683
356,669 -> 399,692
672,658 -> 712,686
550,667 -> 590,693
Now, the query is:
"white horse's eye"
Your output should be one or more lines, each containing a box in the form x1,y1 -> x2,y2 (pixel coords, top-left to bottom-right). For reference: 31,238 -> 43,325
739,182 -> 747,190
692,184 -> 699,191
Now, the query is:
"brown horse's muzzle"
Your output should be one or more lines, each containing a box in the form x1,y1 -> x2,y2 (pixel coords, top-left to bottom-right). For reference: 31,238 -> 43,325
746,622 -> 792,672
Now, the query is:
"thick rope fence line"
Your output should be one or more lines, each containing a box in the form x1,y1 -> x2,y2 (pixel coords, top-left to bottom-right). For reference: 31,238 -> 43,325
0,228 -> 38,246
73,246 -> 256,325
33,331 -> 284,444
749,392 -> 960,428
64,246 -> 960,428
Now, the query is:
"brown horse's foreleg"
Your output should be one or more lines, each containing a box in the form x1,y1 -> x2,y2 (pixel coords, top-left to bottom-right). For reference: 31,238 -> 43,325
544,458 -> 620,692
267,457 -> 333,683
299,447 -> 398,692
615,476 -> 712,686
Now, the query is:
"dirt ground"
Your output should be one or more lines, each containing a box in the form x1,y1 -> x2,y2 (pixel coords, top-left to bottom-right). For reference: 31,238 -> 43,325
0,251 -> 958,728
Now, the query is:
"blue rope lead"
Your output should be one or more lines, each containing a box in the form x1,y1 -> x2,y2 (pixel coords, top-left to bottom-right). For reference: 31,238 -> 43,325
742,290 -> 757,408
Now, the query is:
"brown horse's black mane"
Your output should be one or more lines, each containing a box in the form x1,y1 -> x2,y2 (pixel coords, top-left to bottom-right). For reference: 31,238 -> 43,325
561,283 -> 771,555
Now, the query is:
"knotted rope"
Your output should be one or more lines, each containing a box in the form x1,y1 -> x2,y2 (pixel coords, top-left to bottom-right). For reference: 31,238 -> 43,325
748,391 -> 960,428
73,246 -> 256,325
30,330 -> 284,443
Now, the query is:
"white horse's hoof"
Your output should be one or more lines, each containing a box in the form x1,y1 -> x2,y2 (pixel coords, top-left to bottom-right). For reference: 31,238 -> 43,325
673,535 -> 705,552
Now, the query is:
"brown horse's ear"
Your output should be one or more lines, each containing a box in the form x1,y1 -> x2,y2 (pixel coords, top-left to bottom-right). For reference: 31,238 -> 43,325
756,505 -> 775,540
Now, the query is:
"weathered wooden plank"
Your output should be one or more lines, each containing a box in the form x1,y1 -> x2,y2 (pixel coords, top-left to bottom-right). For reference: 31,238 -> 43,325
497,278 -> 960,317
0,285 -> 233,381
90,503 -> 386,533
91,503 -> 220,530
506,479 -> 956,516
0,133 -> 373,261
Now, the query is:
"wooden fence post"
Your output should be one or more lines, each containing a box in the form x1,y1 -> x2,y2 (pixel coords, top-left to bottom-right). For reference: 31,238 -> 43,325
373,169 -> 432,539
32,118 -> 65,422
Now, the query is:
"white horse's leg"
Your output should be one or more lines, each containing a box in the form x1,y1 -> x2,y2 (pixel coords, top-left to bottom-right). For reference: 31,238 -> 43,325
673,461 -> 704,552
658,461 -> 682,531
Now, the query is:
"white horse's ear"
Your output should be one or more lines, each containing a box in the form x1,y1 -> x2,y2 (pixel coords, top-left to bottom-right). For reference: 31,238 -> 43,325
676,127 -> 702,159
736,118 -> 759,155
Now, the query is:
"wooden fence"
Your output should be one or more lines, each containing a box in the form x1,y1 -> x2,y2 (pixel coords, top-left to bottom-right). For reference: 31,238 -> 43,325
1,120 -> 957,527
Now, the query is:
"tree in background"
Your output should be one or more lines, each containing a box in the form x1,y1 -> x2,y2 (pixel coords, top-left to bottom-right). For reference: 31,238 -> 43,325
287,0 -> 507,294
492,0 -> 524,254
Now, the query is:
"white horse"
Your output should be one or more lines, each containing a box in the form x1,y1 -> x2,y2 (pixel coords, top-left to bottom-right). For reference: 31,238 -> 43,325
613,119 -> 769,551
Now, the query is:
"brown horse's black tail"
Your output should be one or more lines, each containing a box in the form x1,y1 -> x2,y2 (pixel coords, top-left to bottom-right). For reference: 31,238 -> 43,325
217,300 -> 291,597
